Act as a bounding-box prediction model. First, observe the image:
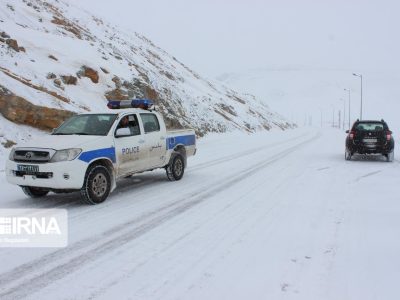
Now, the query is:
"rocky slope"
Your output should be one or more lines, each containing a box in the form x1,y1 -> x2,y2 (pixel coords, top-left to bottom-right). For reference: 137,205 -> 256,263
0,0 -> 292,158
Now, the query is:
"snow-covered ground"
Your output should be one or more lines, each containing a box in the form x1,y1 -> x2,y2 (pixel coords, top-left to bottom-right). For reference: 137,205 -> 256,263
0,127 -> 399,299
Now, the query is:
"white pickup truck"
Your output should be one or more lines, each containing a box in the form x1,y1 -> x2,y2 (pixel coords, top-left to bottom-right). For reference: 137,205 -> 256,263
5,100 -> 196,204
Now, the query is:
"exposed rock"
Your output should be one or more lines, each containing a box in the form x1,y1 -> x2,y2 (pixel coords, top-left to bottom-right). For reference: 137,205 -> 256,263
51,17 -> 82,39
1,139 -> 16,148
0,67 -> 71,104
112,76 -> 122,88
0,32 -> 10,39
160,70 -> 175,81
0,90 -> 74,131
100,67 -> 109,74
6,39 -> 19,52
105,88 -> 129,100
47,72 -> 56,79
144,85 -> 158,100
219,103 -> 237,116
53,79 -> 63,89
0,38 -> 5,43
61,75 -> 77,85
48,54 -> 58,61
81,66 -> 99,83
18,47 -> 26,52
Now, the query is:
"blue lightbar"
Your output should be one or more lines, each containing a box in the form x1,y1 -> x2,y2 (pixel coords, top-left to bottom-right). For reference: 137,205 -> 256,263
107,99 -> 154,110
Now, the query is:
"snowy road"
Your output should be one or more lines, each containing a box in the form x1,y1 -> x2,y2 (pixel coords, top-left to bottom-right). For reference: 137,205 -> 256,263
0,128 -> 399,300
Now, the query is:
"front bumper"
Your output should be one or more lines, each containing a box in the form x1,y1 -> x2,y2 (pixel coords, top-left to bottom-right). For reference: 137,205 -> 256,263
5,159 -> 87,190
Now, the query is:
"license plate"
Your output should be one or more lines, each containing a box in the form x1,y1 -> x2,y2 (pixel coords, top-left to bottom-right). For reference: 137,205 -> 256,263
363,138 -> 377,143
17,164 -> 39,173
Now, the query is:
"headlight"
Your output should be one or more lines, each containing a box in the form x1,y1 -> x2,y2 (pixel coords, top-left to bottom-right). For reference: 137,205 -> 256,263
50,148 -> 82,163
8,148 -> 16,161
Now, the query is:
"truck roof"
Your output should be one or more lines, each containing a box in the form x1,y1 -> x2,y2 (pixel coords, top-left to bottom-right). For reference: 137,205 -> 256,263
83,108 -> 157,115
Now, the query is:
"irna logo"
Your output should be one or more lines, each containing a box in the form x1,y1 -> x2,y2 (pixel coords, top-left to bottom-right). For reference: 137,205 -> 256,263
0,217 -> 61,235
0,209 -> 68,248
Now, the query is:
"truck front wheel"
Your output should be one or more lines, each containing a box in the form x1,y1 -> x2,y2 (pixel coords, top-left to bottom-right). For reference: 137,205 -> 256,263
81,165 -> 111,205
21,186 -> 49,198
166,154 -> 185,181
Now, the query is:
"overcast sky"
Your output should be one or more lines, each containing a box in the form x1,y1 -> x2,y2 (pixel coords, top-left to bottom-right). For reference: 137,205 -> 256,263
67,0 -> 400,126
68,0 -> 399,78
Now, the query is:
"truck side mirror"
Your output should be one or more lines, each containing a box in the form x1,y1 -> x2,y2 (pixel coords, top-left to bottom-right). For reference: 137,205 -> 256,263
345,130 -> 350,133
115,127 -> 131,137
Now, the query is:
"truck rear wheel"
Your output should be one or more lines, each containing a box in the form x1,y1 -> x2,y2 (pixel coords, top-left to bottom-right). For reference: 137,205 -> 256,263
81,165 -> 111,205
166,154 -> 185,181
21,186 -> 49,198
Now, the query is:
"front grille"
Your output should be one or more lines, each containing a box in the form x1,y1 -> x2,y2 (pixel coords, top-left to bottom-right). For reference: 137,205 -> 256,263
13,148 -> 55,163
13,171 -> 53,179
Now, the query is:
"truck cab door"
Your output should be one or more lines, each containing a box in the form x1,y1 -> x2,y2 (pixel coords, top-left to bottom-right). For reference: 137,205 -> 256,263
139,113 -> 167,168
114,114 -> 146,176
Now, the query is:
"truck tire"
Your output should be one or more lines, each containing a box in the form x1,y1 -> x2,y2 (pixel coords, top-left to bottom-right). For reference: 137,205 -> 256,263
81,165 -> 111,205
21,186 -> 49,198
166,153 -> 185,181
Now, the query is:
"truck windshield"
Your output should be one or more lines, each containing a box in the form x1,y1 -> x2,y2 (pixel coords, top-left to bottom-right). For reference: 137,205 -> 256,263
53,114 -> 118,136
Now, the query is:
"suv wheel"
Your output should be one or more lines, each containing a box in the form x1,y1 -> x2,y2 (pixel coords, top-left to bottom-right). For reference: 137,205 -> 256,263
386,151 -> 394,162
345,150 -> 352,161
81,165 -> 111,205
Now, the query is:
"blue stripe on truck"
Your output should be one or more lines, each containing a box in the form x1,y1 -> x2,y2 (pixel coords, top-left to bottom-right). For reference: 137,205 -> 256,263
167,135 -> 196,150
78,147 -> 116,163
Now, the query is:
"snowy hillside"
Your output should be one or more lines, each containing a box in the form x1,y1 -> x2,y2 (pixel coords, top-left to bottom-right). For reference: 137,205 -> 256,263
0,0 -> 292,158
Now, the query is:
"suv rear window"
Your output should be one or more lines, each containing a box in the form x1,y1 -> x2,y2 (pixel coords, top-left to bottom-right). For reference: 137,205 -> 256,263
355,122 -> 385,131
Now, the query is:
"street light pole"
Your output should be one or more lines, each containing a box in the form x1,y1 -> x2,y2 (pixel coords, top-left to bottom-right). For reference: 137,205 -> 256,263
344,88 -> 351,129
353,73 -> 363,120
339,98 -> 345,130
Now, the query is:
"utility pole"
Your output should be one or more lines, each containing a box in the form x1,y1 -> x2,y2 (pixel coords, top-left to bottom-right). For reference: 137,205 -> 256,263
353,73 -> 363,120
338,110 -> 341,130
344,88 -> 351,129
339,98 -> 346,130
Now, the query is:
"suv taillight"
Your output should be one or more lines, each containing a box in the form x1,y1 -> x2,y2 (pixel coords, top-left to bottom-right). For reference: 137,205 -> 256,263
386,131 -> 392,141
349,131 -> 355,139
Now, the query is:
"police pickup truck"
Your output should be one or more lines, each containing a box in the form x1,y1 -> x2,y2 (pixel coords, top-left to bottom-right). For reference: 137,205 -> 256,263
5,100 -> 196,204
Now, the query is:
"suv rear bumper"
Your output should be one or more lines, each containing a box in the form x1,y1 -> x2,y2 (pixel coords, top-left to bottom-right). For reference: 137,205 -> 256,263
346,141 -> 394,155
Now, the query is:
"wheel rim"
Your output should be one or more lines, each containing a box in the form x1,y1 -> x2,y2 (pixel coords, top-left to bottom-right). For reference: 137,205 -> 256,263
174,158 -> 183,176
92,173 -> 108,197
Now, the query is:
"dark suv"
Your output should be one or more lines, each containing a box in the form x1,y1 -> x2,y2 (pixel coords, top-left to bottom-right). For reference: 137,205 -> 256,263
345,119 -> 394,162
